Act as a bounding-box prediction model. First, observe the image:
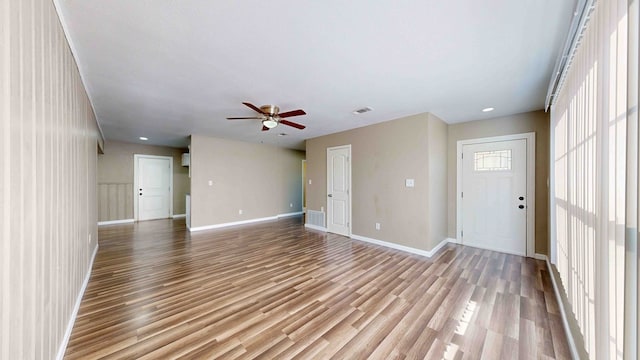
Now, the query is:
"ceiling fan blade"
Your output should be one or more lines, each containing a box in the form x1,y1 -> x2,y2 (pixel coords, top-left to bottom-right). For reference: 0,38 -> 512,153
278,109 -> 306,118
226,117 -> 263,120
242,102 -> 266,114
262,125 -> 269,131
280,119 -> 306,129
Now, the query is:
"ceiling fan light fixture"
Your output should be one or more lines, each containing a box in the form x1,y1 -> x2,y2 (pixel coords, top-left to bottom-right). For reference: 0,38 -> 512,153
228,102 -> 306,131
263,118 -> 278,128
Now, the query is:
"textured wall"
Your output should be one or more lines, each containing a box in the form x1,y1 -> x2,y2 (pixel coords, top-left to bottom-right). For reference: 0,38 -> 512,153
190,135 -> 305,228
97,140 -> 189,221
306,113 -> 449,252
0,0 -> 100,359
98,183 -> 134,221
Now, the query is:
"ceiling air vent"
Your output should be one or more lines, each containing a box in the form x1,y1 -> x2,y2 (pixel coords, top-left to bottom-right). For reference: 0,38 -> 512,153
352,107 -> 373,115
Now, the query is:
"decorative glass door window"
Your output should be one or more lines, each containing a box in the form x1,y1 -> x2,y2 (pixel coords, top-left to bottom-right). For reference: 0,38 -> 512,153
474,149 -> 512,171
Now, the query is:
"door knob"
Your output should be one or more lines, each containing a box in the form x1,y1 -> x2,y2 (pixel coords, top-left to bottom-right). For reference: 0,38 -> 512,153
518,205 -> 525,209
328,194 -> 333,197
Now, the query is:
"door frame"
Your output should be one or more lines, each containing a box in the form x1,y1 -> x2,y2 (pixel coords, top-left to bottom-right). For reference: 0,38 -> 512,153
302,159 -> 307,213
133,154 -> 173,221
456,132 -> 536,257
326,144 -> 352,236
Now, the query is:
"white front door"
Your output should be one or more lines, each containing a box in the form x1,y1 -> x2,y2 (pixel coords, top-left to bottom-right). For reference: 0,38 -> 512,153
327,145 -> 351,236
461,139 -> 527,255
135,155 -> 172,221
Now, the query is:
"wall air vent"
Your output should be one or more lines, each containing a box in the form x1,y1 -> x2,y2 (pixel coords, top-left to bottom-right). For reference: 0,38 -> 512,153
352,107 -> 373,115
307,210 -> 325,228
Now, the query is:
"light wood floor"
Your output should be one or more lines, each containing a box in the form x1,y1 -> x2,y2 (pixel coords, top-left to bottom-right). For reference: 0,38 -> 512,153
64,216 -> 569,359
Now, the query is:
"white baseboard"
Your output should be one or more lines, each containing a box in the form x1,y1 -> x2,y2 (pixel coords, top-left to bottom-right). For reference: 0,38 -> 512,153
304,223 -> 327,232
56,244 -> 98,360
543,256 -> 580,360
350,234 -> 452,258
448,237 -> 462,244
189,212 -> 303,232
435,238 -> 458,254
533,253 -> 548,261
99,214 -> 190,224
278,211 -> 304,218
190,216 -> 277,232
98,218 -> 134,226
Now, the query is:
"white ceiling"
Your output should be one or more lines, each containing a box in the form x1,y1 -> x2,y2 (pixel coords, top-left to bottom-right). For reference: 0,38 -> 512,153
58,0 -> 576,150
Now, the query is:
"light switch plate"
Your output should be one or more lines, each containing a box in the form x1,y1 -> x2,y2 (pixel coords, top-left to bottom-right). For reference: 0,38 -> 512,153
405,179 -> 415,187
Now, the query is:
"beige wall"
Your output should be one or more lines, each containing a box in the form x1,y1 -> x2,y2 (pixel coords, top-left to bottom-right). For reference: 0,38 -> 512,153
306,113 -> 448,251
1,0 -> 101,358
97,140 -> 190,221
427,114 -> 449,249
447,110 -> 550,254
190,135 -> 305,228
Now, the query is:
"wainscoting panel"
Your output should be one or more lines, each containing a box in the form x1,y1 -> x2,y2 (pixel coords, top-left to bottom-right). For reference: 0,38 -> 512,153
98,183 -> 133,221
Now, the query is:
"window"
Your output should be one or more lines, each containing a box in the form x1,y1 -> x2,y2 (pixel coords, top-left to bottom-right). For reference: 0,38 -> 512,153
549,0 -> 638,357
473,150 -> 511,171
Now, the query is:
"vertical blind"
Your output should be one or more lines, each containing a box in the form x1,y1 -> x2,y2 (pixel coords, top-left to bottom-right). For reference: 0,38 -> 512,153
550,0 -> 638,359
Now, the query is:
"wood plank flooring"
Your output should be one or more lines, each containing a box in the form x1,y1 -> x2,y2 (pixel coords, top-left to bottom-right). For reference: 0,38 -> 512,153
64,216 -> 570,359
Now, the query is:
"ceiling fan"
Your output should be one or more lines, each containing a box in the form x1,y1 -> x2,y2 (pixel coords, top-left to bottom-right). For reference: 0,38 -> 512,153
227,102 -> 307,131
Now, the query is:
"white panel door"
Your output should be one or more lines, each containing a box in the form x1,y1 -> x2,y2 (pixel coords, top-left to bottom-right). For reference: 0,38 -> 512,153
327,146 -> 351,236
461,139 -> 527,255
136,156 -> 172,221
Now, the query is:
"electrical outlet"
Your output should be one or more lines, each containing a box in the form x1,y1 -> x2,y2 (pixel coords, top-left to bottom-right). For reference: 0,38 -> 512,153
308,179 -> 312,185
238,209 -> 243,215
290,203 -> 293,208
208,180 -> 213,186
320,206 -> 324,212
375,223 -> 381,230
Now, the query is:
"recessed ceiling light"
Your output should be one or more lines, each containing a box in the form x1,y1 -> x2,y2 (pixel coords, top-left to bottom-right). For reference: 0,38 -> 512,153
353,106 -> 373,115
139,137 -> 148,141
482,107 -> 495,112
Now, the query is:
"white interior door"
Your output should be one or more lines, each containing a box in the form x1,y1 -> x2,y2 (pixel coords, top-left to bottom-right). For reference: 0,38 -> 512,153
327,145 -> 351,236
135,155 -> 172,221
461,139 -> 527,255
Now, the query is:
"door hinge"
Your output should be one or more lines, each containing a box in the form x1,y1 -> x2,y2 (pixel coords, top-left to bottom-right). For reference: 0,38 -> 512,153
461,153 -> 464,159
461,192 -> 463,198
461,230 -> 464,237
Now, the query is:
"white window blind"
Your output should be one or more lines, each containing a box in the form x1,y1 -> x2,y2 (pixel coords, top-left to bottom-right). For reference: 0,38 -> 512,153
550,0 -> 638,359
